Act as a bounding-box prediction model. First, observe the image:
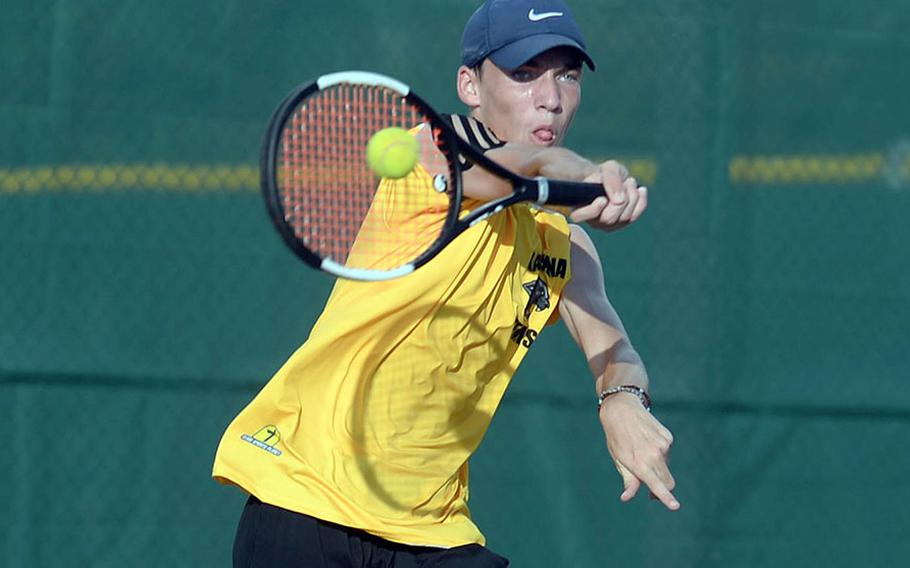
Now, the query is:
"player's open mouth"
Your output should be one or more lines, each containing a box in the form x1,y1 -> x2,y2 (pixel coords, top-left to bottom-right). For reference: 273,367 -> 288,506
531,128 -> 556,145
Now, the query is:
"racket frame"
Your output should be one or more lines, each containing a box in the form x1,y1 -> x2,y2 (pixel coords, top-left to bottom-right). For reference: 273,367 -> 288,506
261,70 -> 605,281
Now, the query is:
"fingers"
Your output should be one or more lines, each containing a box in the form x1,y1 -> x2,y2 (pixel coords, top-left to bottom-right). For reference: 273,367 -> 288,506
601,161 -> 628,206
574,161 -> 648,230
594,162 -> 648,229
568,196 -> 608,223
639,428 -> 678,510
617,163 -> 630,180
617,177 -> 640,223
596,184 -> 635,227
631,186 -> 648,222
617,464 -> 641,502
617,455 -> 679,511
641,466 -> 680,511
656,424 -> 674,446
616,459 -> 680,510
605,411 -> 680,511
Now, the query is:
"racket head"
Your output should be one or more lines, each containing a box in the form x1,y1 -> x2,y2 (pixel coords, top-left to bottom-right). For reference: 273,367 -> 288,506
261,71 -> 463,281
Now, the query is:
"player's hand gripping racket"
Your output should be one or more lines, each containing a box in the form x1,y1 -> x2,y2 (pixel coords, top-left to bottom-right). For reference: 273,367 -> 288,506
261,70 -> 605,281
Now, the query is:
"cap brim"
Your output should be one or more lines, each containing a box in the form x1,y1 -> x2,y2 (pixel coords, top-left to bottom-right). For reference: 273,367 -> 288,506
488,34 -> 596,71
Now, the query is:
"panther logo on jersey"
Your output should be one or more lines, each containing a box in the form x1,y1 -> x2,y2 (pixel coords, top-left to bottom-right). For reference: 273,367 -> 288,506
522,277 -> 550,319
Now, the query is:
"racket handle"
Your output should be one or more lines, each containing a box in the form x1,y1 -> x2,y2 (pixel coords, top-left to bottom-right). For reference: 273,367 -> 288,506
536,177 -> 607,206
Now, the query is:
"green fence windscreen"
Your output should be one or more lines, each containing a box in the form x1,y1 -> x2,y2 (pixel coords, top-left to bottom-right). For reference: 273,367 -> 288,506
2,1 -> 908,566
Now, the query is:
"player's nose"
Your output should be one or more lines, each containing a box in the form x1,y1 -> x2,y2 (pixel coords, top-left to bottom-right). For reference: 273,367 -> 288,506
534,74 -> 562,113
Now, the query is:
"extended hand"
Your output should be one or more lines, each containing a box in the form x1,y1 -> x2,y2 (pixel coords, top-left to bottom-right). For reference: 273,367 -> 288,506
599,393 -> 679,511
570,160 -> 647,231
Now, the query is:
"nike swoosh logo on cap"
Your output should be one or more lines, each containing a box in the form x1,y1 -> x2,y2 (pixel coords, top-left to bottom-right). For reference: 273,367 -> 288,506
528,9 -> 564,21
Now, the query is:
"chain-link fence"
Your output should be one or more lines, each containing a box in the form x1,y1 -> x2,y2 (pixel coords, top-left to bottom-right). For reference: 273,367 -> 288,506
1,1 -> 909,566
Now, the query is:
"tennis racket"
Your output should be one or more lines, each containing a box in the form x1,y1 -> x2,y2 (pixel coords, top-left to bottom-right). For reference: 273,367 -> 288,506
261,70 -> 605,281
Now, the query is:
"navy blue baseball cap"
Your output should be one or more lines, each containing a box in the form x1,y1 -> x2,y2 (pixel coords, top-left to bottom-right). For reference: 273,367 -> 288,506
461,0 -> 595,71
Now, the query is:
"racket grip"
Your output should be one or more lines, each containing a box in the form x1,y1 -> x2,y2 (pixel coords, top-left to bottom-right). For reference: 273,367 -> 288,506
536,177 -> 607,206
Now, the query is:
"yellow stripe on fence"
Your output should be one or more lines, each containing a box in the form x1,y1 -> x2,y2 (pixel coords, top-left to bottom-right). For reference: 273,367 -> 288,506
0,164 -> 258,194
1,153 -> 907,195
0,161 -> 660,195
729,153 -> 888,184
623,159 -> 658,186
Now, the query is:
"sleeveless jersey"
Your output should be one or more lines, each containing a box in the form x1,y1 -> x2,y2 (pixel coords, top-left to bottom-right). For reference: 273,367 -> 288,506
213,115 -> 572,547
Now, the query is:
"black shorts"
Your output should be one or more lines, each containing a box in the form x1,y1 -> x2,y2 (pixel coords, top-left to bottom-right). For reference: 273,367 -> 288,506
233,496 -> 510,567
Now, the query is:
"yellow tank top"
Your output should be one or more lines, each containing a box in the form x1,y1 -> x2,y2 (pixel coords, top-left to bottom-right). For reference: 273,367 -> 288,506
213,162 -> 572,548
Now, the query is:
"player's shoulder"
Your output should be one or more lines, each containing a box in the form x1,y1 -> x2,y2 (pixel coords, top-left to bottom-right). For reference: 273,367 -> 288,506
442,113 -> 503,151
568,222 -> 596,250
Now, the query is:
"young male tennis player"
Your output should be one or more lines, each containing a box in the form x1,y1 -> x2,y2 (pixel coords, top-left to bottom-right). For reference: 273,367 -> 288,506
215,1 -> 678,565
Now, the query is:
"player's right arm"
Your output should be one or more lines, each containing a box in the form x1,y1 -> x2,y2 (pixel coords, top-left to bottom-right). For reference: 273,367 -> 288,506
461,145 -> 647,232
460,143 -> 593,200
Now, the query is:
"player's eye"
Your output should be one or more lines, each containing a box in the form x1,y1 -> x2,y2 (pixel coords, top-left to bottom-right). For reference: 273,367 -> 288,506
558,69 -> 581,83
509,68 -> 539,82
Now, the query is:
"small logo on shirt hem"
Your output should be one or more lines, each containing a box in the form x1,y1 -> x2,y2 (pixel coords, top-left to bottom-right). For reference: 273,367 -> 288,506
241,425 -> 282,456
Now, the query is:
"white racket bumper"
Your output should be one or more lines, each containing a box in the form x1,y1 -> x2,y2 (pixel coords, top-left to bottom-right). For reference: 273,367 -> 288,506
534,176 -> 550,204
316,71 -> 410,96
321,258 -> 415,281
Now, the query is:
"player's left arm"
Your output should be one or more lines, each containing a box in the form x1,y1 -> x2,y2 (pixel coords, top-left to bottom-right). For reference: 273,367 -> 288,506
559,224 -> 680,511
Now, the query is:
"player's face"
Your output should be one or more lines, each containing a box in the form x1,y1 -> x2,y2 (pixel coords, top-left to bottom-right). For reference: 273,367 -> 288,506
474,47 -> 583,147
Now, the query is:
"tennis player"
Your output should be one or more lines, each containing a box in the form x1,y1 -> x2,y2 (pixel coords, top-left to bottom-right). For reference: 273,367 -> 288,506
215,1 -> 677,565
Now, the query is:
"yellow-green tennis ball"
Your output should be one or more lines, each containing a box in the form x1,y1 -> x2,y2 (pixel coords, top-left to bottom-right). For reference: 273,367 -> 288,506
366,127 -> 419,179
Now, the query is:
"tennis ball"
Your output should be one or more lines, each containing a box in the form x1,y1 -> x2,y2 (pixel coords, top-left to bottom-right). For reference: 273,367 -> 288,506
366,127 -> 420,179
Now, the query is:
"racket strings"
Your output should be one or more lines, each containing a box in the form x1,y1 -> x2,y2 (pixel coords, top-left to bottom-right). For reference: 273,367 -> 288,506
277,84 -> 455,271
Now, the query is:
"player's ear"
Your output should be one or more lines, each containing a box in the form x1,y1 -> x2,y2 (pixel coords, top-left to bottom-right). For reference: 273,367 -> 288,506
457,65 -> 481,108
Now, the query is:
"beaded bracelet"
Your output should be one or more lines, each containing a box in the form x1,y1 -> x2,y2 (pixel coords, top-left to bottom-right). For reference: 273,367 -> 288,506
597,385 -> 652,412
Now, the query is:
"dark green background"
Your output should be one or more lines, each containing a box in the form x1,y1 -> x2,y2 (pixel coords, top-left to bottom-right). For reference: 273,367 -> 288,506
2,1 -> 908,566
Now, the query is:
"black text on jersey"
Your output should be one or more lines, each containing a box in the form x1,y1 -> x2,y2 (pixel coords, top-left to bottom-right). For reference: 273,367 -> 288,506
527,252 -> 567,279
